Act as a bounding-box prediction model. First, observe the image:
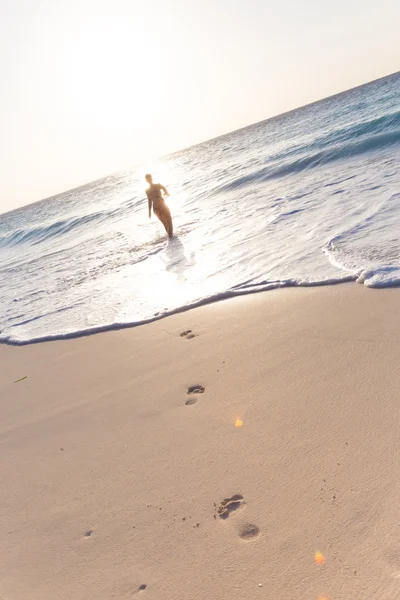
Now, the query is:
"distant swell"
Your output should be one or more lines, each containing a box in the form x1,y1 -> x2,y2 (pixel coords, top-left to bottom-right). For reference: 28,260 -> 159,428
218,128 -> 400,192
274,109 -> 400,162
0,204 -> 132,249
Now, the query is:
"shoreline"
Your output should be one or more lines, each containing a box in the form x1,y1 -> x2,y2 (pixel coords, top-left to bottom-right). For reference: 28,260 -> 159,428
1,276 -> 360,347
2,284 -> 400,599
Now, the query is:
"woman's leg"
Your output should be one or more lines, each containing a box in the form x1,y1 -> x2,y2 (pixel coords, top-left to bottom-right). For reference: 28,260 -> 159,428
154,206 -> 173,238
162,205 -> 173,238
153,208 -> 169,235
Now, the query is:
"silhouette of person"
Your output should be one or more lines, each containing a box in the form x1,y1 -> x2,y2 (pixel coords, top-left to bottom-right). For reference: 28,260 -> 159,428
145,174 -> 173,238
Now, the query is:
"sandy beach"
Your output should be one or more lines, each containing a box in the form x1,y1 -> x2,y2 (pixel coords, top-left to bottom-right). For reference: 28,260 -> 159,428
2,283 -> 400,600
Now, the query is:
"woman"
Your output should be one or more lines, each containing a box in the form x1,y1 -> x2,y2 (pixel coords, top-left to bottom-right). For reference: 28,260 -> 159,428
145,173 -> 173,238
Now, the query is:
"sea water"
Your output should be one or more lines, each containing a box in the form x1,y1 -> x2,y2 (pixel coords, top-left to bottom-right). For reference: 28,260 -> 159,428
0,72 -> 399,344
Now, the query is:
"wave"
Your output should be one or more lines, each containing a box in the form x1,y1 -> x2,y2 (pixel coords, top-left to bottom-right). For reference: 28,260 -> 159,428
323,193 -> 400,287
0,274 -> 355,346
318,110 -> 400,147
0,204 -> 132,249
0,213 -> 100,248
218,128 -> 400,193
272,109 -> 400,164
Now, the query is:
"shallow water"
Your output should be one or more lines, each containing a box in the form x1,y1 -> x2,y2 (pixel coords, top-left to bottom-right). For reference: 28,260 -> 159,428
1,72 -> 399,344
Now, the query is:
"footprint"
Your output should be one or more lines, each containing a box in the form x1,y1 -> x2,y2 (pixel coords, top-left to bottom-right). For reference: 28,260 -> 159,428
185,397 -> 197,406
187,385 -> 205,394
217,494 -> 245,519
138,584 -> 147,591
84,530 -> 94,537
238,523 -> 260,541
180,330 -> 196,339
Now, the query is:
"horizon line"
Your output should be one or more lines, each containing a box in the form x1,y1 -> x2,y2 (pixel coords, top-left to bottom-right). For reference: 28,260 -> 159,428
2,68 -> 399,218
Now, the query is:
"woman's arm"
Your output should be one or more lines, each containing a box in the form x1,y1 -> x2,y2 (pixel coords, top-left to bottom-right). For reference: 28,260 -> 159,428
160,184 -> 169,197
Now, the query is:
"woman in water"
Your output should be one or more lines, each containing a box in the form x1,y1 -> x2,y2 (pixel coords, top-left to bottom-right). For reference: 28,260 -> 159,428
145,173 -> 173,238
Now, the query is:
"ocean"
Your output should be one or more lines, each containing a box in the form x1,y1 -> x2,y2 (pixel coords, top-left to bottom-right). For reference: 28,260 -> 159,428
1,72 -> 399,345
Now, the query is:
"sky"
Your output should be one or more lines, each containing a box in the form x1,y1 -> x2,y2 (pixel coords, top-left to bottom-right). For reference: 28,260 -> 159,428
1,0 -> 399,212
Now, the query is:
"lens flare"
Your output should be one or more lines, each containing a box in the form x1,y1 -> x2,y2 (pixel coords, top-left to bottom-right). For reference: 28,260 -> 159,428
235,418 -> 243,427
315,551 -> 325,565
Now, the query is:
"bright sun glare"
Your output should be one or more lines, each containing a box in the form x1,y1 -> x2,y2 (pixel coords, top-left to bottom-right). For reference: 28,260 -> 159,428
60,15 -> 176,156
